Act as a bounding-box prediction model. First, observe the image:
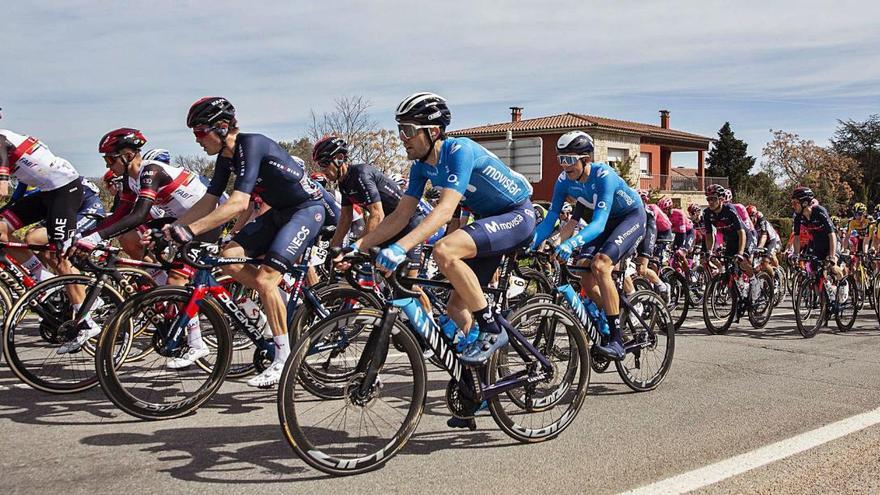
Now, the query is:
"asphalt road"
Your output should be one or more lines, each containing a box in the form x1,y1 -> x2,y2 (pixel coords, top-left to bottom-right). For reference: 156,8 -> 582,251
1,301 -> 879,494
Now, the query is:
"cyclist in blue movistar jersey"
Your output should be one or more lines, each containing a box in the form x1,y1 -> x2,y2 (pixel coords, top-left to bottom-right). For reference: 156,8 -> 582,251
170,97 -> 330,388
531,131 -> 646,359
356,92 -> 536,366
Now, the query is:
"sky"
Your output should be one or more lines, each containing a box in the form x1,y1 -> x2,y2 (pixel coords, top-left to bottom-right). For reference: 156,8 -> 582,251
3,0 -> 879,178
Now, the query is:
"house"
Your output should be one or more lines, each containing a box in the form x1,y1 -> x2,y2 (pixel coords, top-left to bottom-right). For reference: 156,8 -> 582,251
447,108 -> 722,207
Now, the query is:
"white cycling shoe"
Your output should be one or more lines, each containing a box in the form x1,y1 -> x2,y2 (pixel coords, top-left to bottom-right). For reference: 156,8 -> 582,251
247,360 -> 285,388
57,324 -> 101,354
167,346 -> 210,369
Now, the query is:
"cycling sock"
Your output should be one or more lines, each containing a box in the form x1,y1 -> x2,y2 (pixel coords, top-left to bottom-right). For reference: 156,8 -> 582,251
274,334 -> 290,363
473,305 -> 500,334
73,303 -> 97,329
21,255 -> 54,281
186,318 -> 204,349
606,314 -> 621,343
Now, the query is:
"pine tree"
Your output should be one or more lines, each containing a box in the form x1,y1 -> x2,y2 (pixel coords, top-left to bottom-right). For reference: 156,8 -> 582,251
706,122 -> 756,191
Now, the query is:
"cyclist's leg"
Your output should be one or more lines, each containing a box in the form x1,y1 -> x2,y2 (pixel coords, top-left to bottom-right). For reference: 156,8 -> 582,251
592,208 -> 646,358
22,226 -> 55,281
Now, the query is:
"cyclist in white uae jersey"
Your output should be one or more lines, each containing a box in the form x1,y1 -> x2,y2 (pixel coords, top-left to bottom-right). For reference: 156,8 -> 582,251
0,125 -> 94,352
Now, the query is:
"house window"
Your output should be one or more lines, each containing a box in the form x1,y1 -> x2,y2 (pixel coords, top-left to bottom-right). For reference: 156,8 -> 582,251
640,152 -> 650,176
607,148 -> 627,165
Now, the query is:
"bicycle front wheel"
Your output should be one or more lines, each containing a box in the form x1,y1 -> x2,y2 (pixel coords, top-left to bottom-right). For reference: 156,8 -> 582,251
278,308 -> 426,476
96,286 -> 232,420
616,290 -> 675,391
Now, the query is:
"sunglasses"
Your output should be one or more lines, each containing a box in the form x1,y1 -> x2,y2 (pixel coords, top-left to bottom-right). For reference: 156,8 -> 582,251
192,125 -> 216,139
318,157 -> 344,169
557,155 -> 587,167
103,153 -> 123,166
398,123 -> 438,140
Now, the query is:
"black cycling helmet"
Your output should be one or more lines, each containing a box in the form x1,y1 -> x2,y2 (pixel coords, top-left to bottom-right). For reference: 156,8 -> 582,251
556,131 -> 595,155
791,186 -> 815,202
312,136 -> 349,165
395,92 -> 451,127
186,97 -> 236,128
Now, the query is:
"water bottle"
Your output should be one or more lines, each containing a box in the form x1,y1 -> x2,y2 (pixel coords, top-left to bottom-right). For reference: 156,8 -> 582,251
239,297 -> 271,338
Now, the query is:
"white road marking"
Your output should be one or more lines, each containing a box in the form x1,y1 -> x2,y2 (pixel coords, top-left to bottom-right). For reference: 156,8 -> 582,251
622,406 -> 880,494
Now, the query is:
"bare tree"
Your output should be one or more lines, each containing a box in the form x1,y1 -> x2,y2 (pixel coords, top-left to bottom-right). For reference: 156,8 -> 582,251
308,96 -> 385,164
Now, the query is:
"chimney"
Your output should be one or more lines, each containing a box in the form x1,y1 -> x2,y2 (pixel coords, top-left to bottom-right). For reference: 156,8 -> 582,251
510,106 -> 523,122
660,109 -> 670,129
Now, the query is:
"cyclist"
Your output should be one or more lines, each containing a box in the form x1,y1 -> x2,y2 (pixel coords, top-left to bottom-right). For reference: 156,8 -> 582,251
171,97 -> 331,387
847,202 -> 870,255
531,131 -> 645,359
318,136 -> 427,273
633,189 -> 668,299
0,127 -> 93,349
356,92 -> 535,365
790,186 -> 844,283
748,205 -> 781,276
665,198 -> 695,272
702,184 -> 760,300
646,196 -> 673,261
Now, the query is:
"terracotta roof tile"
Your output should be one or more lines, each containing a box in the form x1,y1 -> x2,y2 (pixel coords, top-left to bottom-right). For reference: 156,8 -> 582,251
448,112 -> 711,143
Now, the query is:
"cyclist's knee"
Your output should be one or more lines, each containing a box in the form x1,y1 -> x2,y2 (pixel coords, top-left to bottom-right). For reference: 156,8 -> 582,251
254,265 -> 283,292
590,254 -> 613,275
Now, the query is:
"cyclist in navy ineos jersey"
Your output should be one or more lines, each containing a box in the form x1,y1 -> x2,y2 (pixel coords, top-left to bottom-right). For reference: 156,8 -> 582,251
318,135 -> 427,275
169,97 -> 329,388
790,186 -> 843,282
355,92 -> 536,367
530,131 -> 646,359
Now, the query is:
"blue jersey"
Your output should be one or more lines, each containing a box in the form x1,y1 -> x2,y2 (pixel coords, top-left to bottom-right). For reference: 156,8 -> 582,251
533,163 -> 641,248
404,137 -> 531,217
207,133 -> 322,209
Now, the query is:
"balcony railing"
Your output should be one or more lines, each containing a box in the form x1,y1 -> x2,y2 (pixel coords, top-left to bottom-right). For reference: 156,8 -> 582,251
638,174 -> 728,192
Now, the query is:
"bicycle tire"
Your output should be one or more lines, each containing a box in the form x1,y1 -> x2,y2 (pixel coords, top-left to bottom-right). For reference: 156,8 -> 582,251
277,308 -> 426,475
615,290 -> 675,391
488,301 -> 590,443
793,277 -> 825,338
748,272 -> 775,329
702,274 -> 736,335
96,286 -> 232,420
3,274 -> 126,394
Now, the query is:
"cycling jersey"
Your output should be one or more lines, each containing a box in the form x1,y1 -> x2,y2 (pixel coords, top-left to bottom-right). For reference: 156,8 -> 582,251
753,214 -> 780,245
646,204 -> 672,232
533,163 -> 641,249
731,203 -> 756,234
90,160 -> 209,241
703,203 -> 751,255
0,129 -> 79,191
340,162 -> 429,217
848,217 -> 871,236
793,205 -> 835,257
208,133 -> 323,209
669,209 -> 693,233
404,137 -> 531,217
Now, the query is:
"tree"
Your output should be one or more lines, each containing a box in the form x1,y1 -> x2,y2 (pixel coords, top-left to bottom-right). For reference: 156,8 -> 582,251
279,137 -> 315,172
174,154 -> 215,177
737,171 -> 786,218
705,122 -> 756,192
762,129 -> 861,215
830,114 -> 880,205
612,156 -> 638,187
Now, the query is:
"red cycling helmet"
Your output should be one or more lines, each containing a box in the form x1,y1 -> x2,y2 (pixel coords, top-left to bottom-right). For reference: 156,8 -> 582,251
687,203 -> 702,216
310,172 -> 329,188
102,170 -> 117,183
746,204 -> 758,217
658,197 -> 673,211
99,128 -> 146,153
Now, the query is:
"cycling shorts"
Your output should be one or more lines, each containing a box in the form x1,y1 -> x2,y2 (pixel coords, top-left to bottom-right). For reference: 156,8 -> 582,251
673,230 -> 695,252
638,214 -> 657,258
461,201 -> 536,285
578,207 -> 646,264
722,231 -> 756,258
1,178 -> 83,243
233,200 -> 325,273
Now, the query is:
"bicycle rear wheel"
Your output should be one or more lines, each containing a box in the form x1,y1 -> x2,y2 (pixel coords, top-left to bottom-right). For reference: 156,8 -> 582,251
616,290 -> 675,391
702,275 -> 736,335
278,308 -> 426,476
487,302 -> 590,443
96,286 -> 232,420
834,275 -> 860,331
3,274 -> 125,394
